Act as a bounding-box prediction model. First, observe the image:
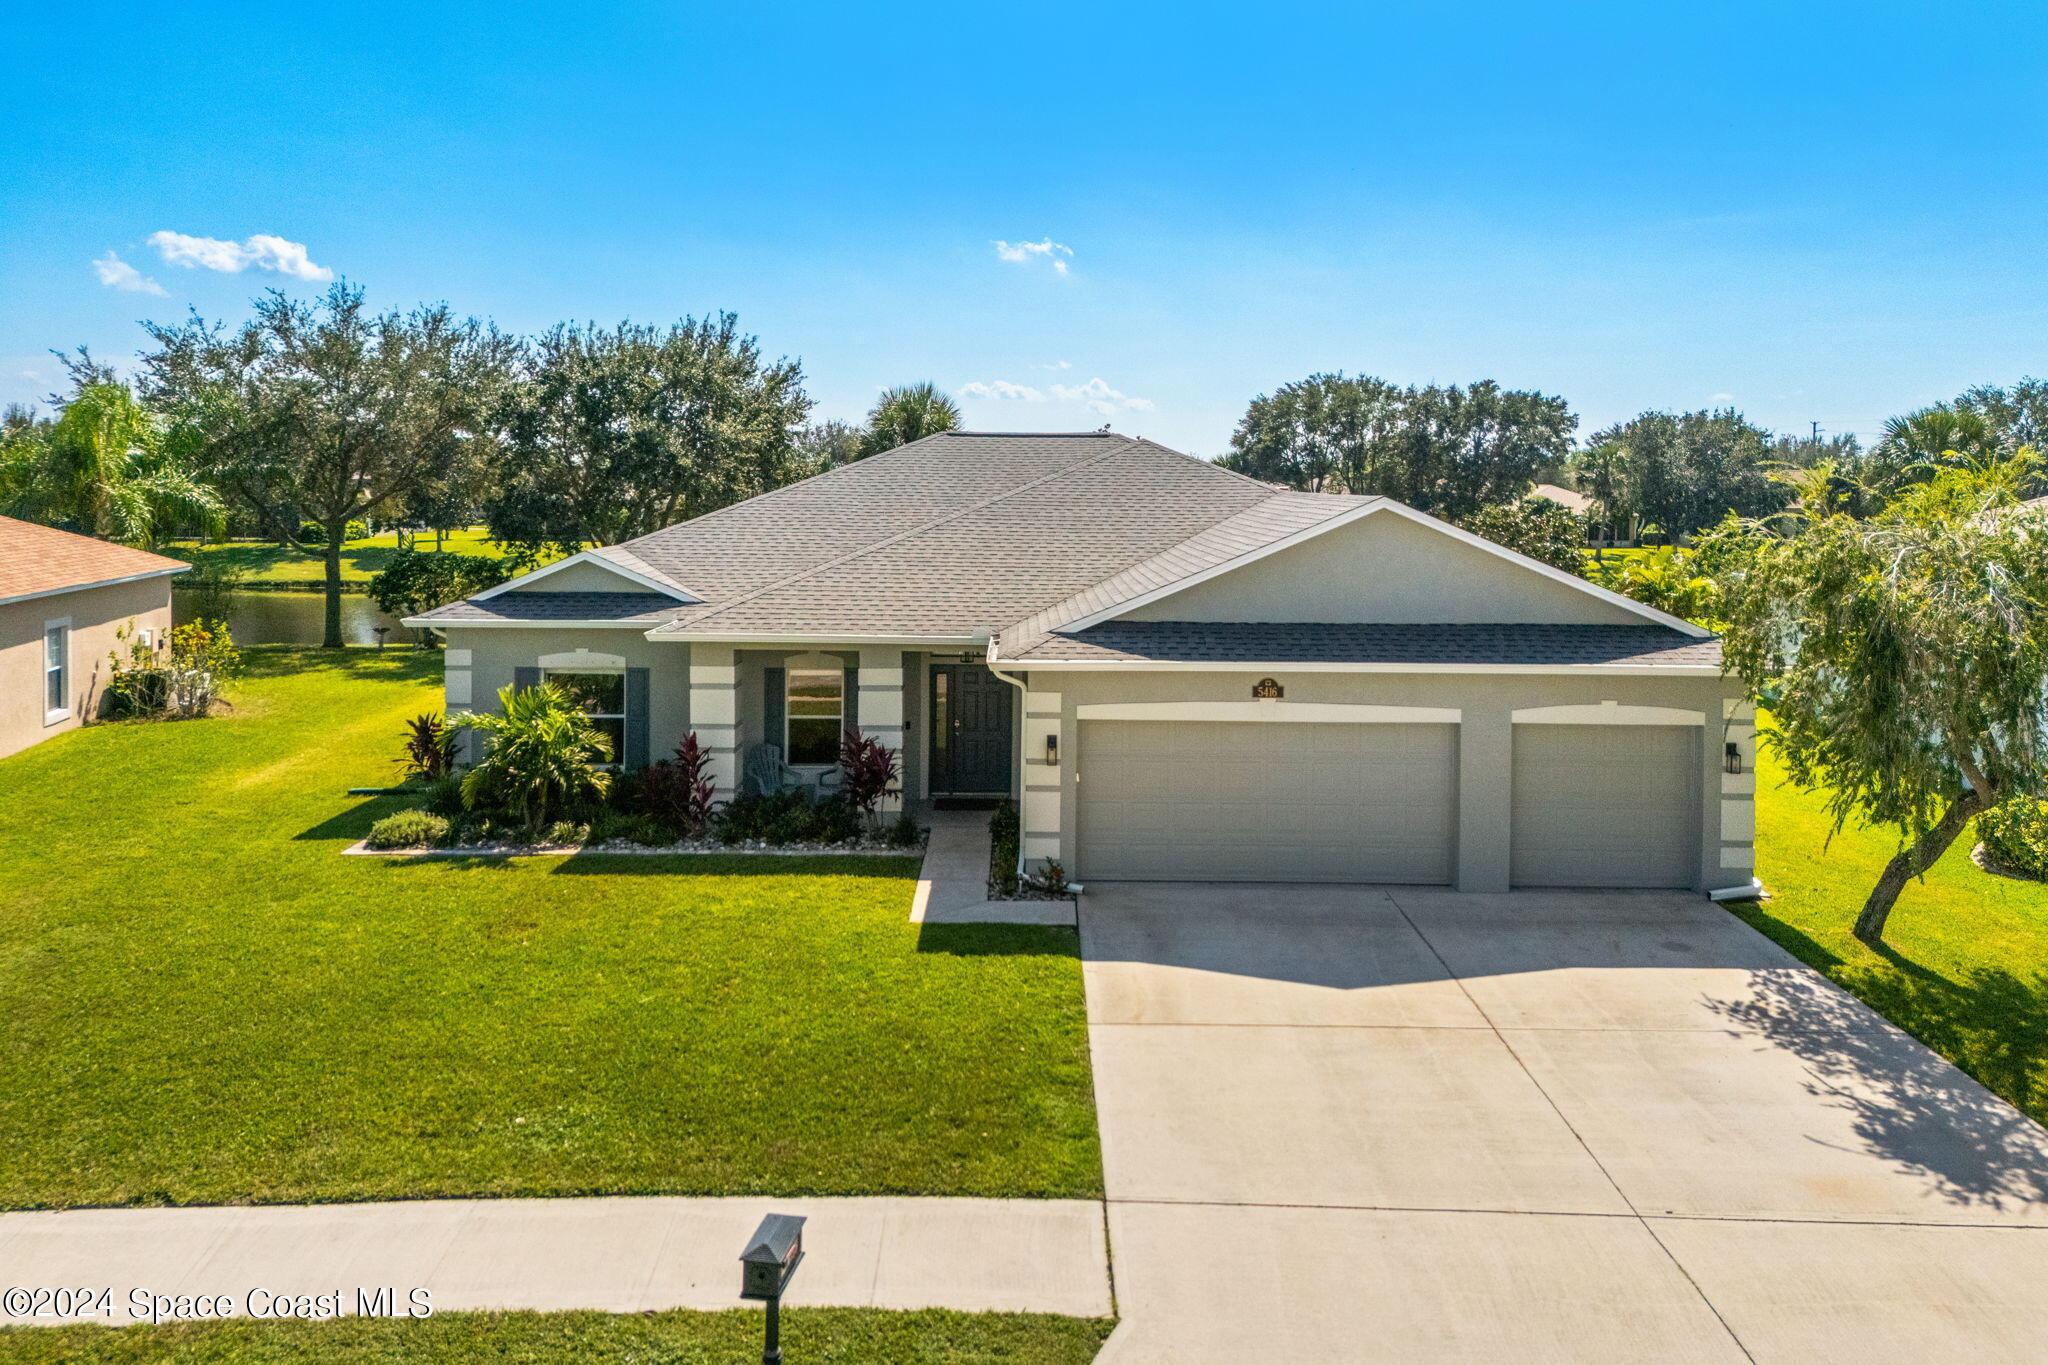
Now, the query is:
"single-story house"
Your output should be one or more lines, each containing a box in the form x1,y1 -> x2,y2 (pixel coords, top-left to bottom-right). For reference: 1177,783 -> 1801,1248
0,515 -> 188,758
409,432 -> 1755,893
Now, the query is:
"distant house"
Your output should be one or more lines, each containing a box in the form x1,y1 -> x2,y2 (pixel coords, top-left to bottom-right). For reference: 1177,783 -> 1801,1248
407,433 -> 1752,894
1534,482 -> 1634,547
0,516 -> 187,758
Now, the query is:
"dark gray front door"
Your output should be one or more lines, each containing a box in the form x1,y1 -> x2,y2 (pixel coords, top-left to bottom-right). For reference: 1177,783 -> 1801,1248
930,665 -> 1014,795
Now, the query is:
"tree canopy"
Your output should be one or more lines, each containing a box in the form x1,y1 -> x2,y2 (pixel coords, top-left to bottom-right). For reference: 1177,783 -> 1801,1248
141,283 -> 518,647
858,382 -> 959,458
483,315 -> 811,558
1711,457 -> 2048,944
1217,373 -> 1575,520
1573,408 -> 1785,541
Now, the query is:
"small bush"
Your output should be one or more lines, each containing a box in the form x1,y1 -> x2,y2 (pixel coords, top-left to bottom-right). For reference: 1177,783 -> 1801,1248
989,800 -> 1021,896
1979,798 -> 2048,877
300,519 -> 369,543
591,811 -> 669,846
545,820 -> 590,847
887,809 -> 921,849
365,809 -> 451,850
398,712 -> 456,781
419,774 -> 465,818
813,794 -> 862,844
637,733 -> 718,838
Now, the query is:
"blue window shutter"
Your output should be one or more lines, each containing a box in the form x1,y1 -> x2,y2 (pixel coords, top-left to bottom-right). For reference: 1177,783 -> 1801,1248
625,667 -> 650,769
764,667 -> 785,754
844,666 -> 859,734
513,666 -> 540,693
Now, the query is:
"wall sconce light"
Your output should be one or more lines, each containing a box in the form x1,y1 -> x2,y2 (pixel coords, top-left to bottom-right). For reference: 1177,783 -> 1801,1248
1045,733 -> 1059,766
1724,741 -> 1743,775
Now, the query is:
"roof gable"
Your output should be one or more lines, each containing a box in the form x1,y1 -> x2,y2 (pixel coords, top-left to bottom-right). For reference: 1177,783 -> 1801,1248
1050,500 -> 1706,637
473,549 -> 699,602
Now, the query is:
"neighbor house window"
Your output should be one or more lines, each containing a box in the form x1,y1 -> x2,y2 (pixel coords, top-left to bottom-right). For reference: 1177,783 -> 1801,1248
545,669 -> 626,766
786,668 -> 843,765
43,623 -> 68,721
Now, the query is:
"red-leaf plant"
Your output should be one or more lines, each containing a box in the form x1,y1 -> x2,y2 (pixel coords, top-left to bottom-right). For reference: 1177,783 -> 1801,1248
643,732 -> 718,837
838,728 -> 902,835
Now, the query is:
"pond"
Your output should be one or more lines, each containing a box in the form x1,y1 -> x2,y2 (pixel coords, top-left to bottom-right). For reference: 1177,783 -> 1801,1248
173,589 -> 413,647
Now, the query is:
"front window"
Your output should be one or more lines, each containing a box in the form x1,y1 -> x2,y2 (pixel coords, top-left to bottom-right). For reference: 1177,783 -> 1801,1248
546,669 -> 625,765
786,668 -> 843,766
43,625 -> 67,718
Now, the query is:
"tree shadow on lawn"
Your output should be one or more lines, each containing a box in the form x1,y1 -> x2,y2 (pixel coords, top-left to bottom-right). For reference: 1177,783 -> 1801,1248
1707,964 -> 2048,1213
236,644 -> 443,682
549,853 -> 922,879
915,922 -> 1082,959
295,793 -> 418,842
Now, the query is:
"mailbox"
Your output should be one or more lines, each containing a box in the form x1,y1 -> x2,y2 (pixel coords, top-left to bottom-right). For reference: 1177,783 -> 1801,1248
740,1213 -> 806,1301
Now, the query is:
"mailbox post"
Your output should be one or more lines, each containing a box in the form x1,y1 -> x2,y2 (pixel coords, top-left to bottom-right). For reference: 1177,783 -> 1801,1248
739,1212 -> 806,1365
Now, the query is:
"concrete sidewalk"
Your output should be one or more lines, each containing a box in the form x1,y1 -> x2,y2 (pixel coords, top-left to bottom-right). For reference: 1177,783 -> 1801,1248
911,808 -> 1075,926
0,1196 -> 1112,1325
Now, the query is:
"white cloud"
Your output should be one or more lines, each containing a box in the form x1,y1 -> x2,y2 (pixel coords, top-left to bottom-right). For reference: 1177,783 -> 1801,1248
992,238 -> 1073,274
960,375 -> 1153,416
960,380 -> 1046,402
92,251 -> 167,296
1709,392 -> 1734,402
1035,359 -> 1073,370
148,230 -> 334,281
1051,377 -> 1154,414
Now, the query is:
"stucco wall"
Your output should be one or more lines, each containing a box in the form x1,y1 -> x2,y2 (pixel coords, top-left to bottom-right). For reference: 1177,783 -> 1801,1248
437,627 -> 692,763
1123,511 -> 1646,626
0,576 -> 174,759
1033,667 -> 1750,893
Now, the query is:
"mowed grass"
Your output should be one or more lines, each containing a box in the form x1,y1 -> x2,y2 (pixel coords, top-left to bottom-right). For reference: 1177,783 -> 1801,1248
165,529 -> 539,585
1736,718 -> 2048,1126
0,649 -> 1100,1208
0,1308 -> 1114,1365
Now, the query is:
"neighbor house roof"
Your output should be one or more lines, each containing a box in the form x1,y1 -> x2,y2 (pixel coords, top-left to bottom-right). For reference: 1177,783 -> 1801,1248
407,431 -> 1717,669
1533,483 -> 1593,514
0,515 -> 189,606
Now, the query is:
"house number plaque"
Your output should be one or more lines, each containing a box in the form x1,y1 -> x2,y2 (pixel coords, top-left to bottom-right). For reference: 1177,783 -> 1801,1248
1252,677 -> 1284,699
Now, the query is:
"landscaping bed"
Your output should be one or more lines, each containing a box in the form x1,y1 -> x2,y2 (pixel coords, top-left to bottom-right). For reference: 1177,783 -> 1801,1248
0,647 -> 1101,1209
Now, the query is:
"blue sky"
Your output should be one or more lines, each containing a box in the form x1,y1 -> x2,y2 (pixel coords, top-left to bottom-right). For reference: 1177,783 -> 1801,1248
3,0 -> 2044,455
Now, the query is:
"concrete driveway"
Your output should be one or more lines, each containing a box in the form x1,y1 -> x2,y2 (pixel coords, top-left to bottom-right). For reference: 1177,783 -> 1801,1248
1081,884 -> 2048,1364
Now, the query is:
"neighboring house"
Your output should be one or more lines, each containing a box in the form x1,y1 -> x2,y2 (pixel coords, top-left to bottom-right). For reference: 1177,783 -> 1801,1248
408,432 -> 1754,893
0,516 -> 188,758
1533,482 -> 1636,548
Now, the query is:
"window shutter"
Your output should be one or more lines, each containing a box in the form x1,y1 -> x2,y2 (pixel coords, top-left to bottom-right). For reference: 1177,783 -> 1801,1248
843,666 -> 859,734
513,666 -> 540,693
764,667 -> 785,755
624,667 -> 650,769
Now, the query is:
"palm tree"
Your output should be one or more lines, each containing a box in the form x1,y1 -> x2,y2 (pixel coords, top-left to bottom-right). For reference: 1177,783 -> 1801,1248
858,382 -> 961,458
1867,404 -> 2003,500
0,381 -> 223,547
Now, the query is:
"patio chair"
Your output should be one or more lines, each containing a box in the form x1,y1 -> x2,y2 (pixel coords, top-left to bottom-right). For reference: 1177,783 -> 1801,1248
742,742 -> 798,797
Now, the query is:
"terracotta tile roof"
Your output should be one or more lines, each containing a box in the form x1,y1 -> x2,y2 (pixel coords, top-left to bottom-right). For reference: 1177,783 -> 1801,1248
0,516 -> 189,604
1001,621 -> 1723,668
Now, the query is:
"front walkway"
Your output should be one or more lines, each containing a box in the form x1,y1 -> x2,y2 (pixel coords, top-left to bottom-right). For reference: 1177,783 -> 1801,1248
1082,883 -> 2048,1364
0,1196 -> 1111,1324
911,808 -> 1074,925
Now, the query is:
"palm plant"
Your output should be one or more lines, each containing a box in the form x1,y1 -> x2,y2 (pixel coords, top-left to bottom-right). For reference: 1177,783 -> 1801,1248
0,382 -> 223,547
858,382 -> 960,458
451,684 -> 613,836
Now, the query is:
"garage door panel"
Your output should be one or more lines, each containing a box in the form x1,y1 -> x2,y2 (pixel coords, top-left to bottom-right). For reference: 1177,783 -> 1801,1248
1511,725 -> 1696,889
1079,720 -> 1456,884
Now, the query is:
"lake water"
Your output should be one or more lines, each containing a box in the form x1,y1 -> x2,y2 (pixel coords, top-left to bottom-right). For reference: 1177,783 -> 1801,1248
173,590 -> 410,646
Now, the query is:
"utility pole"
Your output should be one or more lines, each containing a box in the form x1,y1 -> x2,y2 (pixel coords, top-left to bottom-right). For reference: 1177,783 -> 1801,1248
1811,421 -> 1823,445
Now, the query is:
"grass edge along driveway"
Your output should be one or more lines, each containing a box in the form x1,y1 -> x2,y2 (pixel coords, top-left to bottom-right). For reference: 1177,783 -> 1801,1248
0,648 -> 1101,1210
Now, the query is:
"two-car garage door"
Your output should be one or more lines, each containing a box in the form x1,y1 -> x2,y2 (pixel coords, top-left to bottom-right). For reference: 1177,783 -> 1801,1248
1075,718 -> 1699,888
1076,720 -> 1457,883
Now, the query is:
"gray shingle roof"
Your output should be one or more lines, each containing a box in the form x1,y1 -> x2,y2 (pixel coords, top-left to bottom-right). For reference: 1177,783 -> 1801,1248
1003,622 -> 1723,668
412,592 -> 689,624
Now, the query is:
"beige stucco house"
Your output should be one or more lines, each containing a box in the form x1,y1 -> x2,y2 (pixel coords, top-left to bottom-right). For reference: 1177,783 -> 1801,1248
409,432 -> 1755,893
0,515 -> 187,759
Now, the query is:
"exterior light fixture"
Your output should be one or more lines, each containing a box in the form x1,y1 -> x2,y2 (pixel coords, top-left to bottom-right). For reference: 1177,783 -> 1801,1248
1724,741 -> 1743,775
1045,732 -> 1059,766
740,1213 -> 805,1365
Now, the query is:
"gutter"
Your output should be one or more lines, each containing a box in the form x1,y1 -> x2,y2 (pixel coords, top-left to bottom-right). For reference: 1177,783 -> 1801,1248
984,637 -> 1032,885
0,563 -> 189,608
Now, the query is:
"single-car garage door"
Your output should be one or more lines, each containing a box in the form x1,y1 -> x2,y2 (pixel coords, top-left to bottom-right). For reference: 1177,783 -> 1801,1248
1510,725 -> 1697,888
1077,720 -> 1456,883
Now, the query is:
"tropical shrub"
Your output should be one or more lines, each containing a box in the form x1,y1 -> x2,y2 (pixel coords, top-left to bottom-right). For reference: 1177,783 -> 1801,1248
365,809 -> 451,850
637,732 -> 718,837
1028,858 -> 1070,897
1584,545 -> 1719,624
838,728 -> 902,833
1978,798 -> 2048,878
988,800 -> 1021,897
712,787 -> 862,845
887,808 -> 921,849
451,683 -> 613,837
366,547 -> 511,628
301,519 -> 369,544
544,820 -> 590,847
590,810 -> 669,846
103,618 -> 239,719
418,774 -> 465,817
397,712 -> 457,781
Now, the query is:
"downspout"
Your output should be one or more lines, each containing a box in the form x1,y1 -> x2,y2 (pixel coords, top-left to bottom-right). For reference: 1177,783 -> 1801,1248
983,633 -> 1031,883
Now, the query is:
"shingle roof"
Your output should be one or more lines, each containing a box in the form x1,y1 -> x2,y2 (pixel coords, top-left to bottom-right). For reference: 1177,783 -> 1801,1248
0,515 -> 188,604
1004,622 -> 1723,668
413,592 -> 689,624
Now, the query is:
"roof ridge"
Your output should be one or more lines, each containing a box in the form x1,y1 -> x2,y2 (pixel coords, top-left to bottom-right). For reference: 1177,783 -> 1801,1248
661,437 -> 1148,632
1129,438 -> 1284,494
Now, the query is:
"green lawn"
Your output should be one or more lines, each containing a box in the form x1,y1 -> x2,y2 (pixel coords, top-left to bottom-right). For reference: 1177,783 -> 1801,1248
0,1308 -> 1113,1364
1737,720 -> 2048,1126
165,529 -> 538,586
0,649 -> 1100,1209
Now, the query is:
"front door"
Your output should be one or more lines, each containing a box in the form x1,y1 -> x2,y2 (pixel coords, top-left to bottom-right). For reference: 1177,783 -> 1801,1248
930,664 -> 1014,796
